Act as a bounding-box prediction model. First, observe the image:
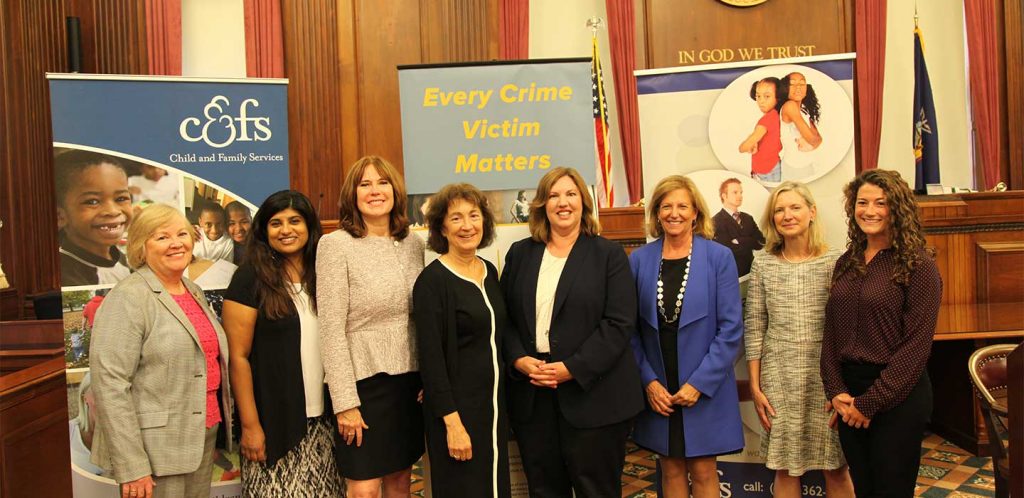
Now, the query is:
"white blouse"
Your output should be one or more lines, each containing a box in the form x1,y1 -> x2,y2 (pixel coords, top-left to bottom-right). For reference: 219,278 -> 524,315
534,249 -> 567,354
291,283 -> 325,418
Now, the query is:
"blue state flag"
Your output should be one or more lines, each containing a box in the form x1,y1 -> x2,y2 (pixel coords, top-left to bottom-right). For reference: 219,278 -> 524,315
913,27 -> 940,192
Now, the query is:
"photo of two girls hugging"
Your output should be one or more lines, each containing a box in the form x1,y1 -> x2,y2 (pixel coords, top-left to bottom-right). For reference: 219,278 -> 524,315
739,71 -> 823,184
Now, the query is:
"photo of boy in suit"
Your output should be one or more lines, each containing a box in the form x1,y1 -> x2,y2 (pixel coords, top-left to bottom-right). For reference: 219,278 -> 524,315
712,178 -> 764,277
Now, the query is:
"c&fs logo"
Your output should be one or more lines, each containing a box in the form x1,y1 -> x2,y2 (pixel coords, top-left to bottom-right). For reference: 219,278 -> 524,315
179,96 -> 272,148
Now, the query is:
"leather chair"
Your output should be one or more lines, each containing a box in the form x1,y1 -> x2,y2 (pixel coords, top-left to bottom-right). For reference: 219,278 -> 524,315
968,344 -> 1015,498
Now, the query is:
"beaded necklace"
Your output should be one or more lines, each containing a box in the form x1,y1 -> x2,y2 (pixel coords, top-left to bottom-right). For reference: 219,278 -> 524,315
656,257 -> 691,323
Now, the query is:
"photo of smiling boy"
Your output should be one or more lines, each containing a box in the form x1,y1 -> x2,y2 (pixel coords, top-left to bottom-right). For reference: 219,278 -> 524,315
224,201 -> 252,264
192,202 -> 235,262
54,149 -> 134,287
739,77 -> 783,183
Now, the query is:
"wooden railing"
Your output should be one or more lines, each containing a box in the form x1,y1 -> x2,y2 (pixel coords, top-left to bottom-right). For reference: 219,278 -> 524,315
0,319 -> 72,497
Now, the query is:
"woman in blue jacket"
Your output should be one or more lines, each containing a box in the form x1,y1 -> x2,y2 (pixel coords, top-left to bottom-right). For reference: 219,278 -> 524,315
630,175 -> 744,498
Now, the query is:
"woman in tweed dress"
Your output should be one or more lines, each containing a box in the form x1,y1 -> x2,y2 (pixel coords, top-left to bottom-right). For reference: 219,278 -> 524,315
744,182 -> 854,498
317,156 -> 425,497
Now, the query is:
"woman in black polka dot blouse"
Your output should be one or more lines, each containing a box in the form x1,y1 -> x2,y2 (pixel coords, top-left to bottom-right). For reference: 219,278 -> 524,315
820,169 -> 942,497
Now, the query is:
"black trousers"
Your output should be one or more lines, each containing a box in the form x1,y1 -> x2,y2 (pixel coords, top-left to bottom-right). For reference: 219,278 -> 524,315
838,363 -> 932,498
512,387 -> 632,498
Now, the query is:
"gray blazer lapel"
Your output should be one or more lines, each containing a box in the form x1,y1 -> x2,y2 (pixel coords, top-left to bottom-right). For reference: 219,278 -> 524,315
139,267 -> 202,348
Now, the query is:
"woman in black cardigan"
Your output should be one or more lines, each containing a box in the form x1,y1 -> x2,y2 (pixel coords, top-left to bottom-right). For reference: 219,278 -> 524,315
223,191 -> 342,497
413,183 -> 510,497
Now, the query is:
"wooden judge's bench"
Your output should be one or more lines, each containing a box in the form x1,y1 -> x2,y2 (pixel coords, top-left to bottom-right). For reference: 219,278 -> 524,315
0,318 -> 72,497
917,191 -> 1024,454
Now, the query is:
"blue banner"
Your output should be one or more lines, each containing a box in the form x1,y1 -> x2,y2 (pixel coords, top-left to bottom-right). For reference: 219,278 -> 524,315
398,60 -> 596,194
49,76 -> 288,204
49,74 -> 290,498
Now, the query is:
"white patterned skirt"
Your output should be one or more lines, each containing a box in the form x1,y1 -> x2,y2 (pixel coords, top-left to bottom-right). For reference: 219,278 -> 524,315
241,416 -> 344,497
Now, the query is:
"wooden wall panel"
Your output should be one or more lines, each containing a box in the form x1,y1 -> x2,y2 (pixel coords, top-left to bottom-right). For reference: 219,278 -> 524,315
68,0 -> 148,74
975,242 -> 1024,303
285,0 -> 498,219
643,0 -> 853,69
354,0 -> 424,168
920,193 -> 1024,338
281,0 -> 346,217
1,0 -> 69,311
0,362 -> 71,498
419,0 -> 499,64
0,0 -> 148,317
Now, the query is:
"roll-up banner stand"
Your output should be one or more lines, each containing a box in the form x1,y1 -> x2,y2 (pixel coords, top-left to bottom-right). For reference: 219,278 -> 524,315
398,58 -> 599,272
398,58 -> 599,497
49,73 -> 290,498
635,53 -> 856,497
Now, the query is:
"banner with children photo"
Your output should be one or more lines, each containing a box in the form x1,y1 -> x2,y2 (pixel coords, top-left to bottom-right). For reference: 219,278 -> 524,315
48,74 -> 289,498
634,54 -> 855,497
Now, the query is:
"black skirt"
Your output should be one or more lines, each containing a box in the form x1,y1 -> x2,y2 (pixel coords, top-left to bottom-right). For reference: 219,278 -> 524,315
333,372 -> 425,480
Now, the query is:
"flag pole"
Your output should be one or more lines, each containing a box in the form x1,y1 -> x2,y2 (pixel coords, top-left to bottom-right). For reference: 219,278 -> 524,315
587,16 -> 614,208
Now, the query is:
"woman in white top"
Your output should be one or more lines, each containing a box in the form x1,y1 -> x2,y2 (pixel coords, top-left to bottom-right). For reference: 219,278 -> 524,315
500,167 -> 643,497
778,72 -> 822,181
317,156 -> 425,497
224,190 -> 342,497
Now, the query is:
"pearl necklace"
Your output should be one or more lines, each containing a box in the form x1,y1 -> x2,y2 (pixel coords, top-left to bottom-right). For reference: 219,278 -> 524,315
657,257 -> 690,323
781,249 -> 812,264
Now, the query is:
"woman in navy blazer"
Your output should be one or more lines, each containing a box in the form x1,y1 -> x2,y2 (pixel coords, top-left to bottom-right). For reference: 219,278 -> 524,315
501,167 -> 643,498
630,175 -> 744,498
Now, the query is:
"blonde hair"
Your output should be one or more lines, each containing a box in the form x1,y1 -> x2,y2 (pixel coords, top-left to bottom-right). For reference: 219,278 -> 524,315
760,181 -> 826,257
646,175 -> 715,239
527,167 -> 600,242
126,203 -> 190,269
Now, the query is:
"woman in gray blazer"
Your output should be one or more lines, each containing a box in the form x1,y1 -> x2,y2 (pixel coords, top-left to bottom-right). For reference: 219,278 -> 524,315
90,204 -> 232,498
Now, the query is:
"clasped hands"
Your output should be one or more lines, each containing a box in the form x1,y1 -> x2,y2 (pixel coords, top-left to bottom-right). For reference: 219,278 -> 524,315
645,380 -> 701,416
514,356 -> 572,388
827,393 -> 871,429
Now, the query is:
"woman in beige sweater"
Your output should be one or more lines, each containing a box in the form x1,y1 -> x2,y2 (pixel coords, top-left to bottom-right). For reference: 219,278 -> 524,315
317,156 -> 425,498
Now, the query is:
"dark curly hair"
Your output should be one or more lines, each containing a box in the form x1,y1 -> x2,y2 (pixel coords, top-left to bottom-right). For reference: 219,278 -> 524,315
425,183 -> 496,254
247,190 -> 322,319
777,72 -> 821,127
836,169 -> 929,286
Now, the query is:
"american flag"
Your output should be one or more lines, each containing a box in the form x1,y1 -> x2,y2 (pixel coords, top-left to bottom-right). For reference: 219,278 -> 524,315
592,35 -> 614,207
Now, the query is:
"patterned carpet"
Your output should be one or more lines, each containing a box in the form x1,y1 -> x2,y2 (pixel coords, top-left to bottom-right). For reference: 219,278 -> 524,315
914,434 -> 998,497
410,433 -> 997,497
